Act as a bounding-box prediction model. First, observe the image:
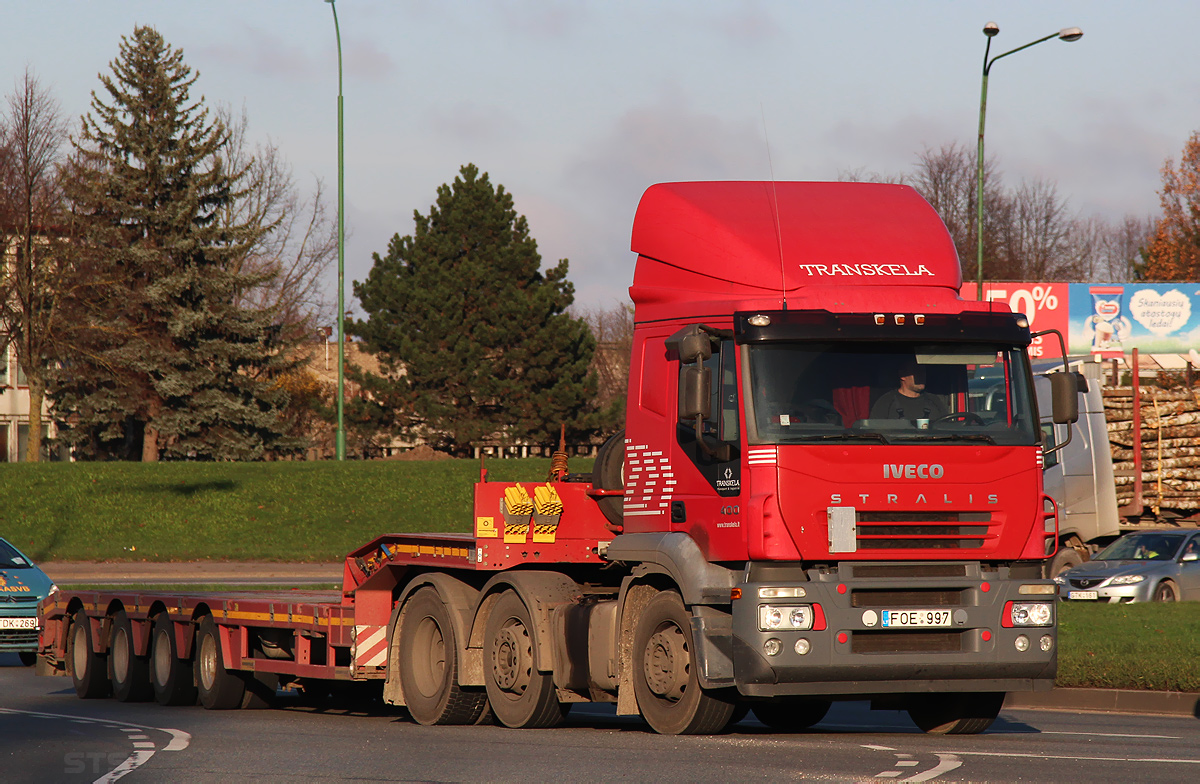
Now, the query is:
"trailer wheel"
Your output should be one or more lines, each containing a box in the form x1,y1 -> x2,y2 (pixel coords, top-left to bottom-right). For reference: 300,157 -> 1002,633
67,609 -> 111,699
752,698 -> 831,732
633,590 -> 735,735
398,587 -> 489,725
907,692 -> 1003,734
195,616 -> 246,710
149,613 -> 198,706
483,591 -> 565,729
1153,580 -> 1179,602
109,610 -> 153,702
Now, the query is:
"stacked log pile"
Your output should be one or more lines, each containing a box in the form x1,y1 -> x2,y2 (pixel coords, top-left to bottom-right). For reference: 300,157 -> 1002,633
1105,386 -> 1200,513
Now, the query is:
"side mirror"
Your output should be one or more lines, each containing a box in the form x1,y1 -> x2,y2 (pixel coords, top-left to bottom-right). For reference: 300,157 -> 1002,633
1049,372 -> 1079,425
678,365 -> 711,421
1183,552 -> 1199,563
666,325 -> 714,365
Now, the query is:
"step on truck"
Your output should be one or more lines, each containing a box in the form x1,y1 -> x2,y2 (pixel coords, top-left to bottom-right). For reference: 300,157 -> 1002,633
38,180 -> 1079,735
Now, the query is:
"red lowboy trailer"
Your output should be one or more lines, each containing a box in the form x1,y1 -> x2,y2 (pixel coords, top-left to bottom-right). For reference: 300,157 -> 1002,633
39,181 -> 1079,735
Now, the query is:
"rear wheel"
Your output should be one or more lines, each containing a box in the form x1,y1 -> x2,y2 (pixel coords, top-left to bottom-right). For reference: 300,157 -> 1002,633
484,591 -> 565,729
398,587 -> 489,725
195,616 -> 246,710
907,692 -> 1004,735
633,590 -> 735,735
67,609 -> 111,699
1153,580 -> 1179,602
110,610 -> 153,702
149,613 -> 197,706
752,698 -> 832,732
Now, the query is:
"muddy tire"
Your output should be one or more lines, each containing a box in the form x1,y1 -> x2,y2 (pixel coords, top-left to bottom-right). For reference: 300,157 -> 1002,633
484,591 -> 564,729
109,610 -> 153,702
633,590 -> 734,735
907,692 -> 1003,735
149,613 -> 197,706
398,587 -> 489,725
67,609 -> 111,699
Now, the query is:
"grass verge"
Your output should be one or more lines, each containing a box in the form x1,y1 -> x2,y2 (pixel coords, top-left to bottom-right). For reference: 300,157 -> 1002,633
0,458 -> 587,562
1057,601 -> 1200,691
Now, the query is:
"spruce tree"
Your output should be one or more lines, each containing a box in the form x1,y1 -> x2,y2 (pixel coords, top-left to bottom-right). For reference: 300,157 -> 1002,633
53,26 -> 296,461
351,164 -> 599,455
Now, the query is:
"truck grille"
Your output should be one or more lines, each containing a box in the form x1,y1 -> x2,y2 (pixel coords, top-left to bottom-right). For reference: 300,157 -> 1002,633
0,629 -> 38,647
851,589 -> 965,608
855,511 -> 993,550
851,630 -> 963,654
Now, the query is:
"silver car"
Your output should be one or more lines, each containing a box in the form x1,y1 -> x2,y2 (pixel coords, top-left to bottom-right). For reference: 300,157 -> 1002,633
1056,530 -> 1200,603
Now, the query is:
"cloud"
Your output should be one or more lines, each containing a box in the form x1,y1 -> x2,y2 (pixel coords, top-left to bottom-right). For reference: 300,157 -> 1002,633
193,26 -> 394,83
706,2 -> 781,47
429,101 -> 520,144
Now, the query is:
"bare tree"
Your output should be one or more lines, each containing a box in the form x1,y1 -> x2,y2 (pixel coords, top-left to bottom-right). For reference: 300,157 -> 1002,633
0,69 -> 68,462
995,178 -> 1077,280
218,106 -> 337,338
574,301 -> 634,429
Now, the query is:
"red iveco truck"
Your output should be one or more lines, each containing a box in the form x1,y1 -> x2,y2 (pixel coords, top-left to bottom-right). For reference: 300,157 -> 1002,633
39,181 -> 1078,736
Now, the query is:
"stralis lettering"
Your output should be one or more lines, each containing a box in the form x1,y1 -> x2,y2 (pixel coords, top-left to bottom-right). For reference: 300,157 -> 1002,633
883,463 -> 944,479
797,263 -> 934,277
830,491 -> 998,505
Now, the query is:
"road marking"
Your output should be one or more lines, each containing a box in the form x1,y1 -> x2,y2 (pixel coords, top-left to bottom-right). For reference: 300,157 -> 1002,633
950,750 -> 1200,765
0,708 -> 191,780
1040,730 -> 1181,740
861,744 -> 896,751
872,752 -> 963,782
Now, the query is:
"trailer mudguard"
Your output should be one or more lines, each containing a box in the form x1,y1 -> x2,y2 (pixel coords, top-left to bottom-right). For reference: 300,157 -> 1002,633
386,572 -> 481,703
473,571 -> 581,678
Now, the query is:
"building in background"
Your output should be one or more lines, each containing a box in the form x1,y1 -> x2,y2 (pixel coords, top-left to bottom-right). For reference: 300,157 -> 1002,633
0,341 -> 56,461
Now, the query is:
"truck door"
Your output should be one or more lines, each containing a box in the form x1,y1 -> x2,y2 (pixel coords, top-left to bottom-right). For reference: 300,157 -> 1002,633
674,338 -> 744,558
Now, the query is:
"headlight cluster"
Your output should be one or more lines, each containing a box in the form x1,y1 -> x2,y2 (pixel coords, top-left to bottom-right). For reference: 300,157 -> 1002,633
758,604 -> 814,632
1008,601 -> 1054,627
1108,575 -> 1145,585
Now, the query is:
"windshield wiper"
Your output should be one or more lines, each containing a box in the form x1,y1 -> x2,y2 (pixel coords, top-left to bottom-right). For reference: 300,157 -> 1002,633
905,433 -> 998,445
790,432 -> 890,444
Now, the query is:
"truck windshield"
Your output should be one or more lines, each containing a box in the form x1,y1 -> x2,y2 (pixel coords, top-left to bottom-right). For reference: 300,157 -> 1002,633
744,342 -> 1038,446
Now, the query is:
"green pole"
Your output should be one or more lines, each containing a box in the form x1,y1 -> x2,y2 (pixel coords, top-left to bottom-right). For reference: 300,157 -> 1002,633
974,24 -> 1081,301
327,0 -> 346,460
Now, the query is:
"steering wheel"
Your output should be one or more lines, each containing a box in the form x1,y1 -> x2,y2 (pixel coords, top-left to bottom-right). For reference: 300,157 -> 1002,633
932,412 -> 985,426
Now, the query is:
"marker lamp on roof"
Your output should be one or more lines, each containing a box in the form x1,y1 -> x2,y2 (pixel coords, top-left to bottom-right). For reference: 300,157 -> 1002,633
748,314 -> 771,327
1015,316 -> 1029,329
874,314 -> 885,325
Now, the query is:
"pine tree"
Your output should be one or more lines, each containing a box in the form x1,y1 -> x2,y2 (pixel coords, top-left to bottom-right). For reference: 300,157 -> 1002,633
351,164 -> 599,455
52,26 -> 297,461
1142,131 -> 1200,280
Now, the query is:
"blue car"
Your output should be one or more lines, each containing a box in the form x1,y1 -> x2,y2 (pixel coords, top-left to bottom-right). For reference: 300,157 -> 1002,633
0,537 -> 57,666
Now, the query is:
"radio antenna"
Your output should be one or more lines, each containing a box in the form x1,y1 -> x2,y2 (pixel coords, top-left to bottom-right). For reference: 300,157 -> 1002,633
761,104 -> 787,309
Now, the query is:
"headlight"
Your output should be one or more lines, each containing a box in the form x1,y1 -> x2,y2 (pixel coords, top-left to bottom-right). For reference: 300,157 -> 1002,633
1008,602 -> 1054,627
1109,575 -> 1145,585
759,604 -> 814,631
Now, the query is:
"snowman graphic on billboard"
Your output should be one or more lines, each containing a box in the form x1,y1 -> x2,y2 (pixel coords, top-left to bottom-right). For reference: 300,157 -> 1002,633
1087,286 -> 1131,358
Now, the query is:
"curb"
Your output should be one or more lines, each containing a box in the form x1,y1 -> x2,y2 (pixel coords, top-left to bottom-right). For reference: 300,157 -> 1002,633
1005,688 -> 1200,717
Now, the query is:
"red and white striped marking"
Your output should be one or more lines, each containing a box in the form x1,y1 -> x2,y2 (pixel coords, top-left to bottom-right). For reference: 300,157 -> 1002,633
747,446 -> 778,466
354,625 -> 388,668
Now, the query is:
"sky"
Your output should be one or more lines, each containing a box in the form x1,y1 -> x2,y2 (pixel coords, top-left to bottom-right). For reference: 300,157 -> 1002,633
1,1 -> 1196,323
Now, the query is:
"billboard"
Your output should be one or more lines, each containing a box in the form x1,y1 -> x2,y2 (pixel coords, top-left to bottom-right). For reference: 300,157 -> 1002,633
959,282 -> 1200,359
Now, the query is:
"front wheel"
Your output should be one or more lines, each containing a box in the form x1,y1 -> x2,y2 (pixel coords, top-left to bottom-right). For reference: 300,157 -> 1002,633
907,692 -> 1004,735
633,590 -> 734,735
484,591 -> 564,729
18,652 -> 37,667
1153,580 -> 1179,602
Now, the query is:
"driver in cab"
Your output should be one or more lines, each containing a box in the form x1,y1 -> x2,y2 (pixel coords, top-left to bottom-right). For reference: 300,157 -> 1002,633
870,359 -> 947,422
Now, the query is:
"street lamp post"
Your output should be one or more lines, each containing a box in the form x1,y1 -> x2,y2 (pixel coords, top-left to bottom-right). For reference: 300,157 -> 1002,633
326,0 -> 346,459
975,22 -> 1082,300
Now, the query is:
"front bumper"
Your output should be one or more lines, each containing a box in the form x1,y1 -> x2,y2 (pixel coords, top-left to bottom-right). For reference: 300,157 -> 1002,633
1058,581 -> 1152,603
0,605 -> 40,653
730,562 -> 1056,698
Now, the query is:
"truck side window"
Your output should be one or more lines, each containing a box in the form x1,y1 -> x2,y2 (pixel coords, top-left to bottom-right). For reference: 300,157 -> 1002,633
680,340 -> 739,442
1041,423 -> 1059,469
